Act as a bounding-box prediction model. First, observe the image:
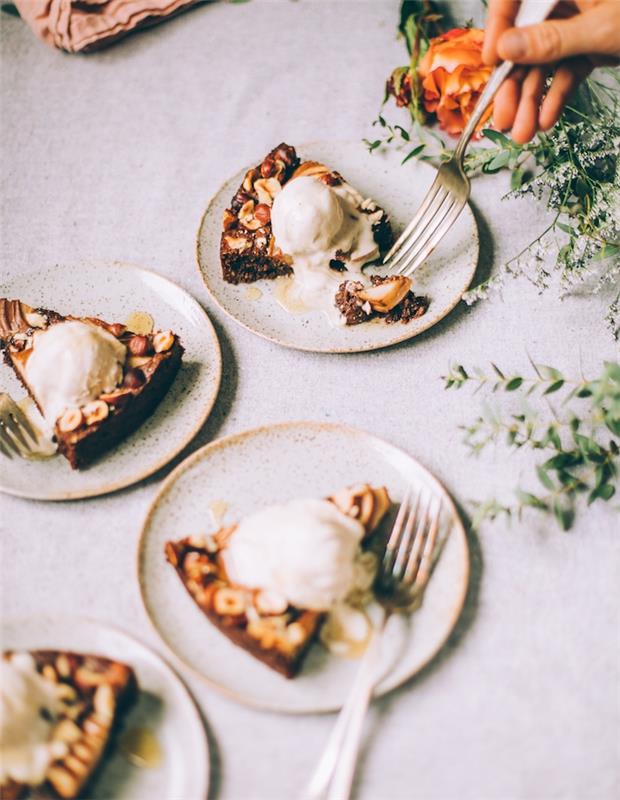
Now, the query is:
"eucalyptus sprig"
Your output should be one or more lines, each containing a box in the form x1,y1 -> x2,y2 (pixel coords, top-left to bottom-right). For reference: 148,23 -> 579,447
444,360 -> 620,530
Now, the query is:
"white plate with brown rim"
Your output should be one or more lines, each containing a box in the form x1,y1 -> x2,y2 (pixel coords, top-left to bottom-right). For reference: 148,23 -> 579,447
1,616 -> 209,800
196,140 -> 479,354
0,262 -> 221,501
137,421 -> 470,714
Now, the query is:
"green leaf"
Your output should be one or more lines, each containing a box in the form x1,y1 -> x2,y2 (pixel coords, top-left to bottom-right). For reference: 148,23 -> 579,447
401,143 -> 425,165
482,129 -> 511,147
506,377 -> 523,391
591,244 -> 620,262
364,139 -> 382,152
553,498 -> 575,530
588,483 -> 615,504
536,364 -> 564,382
544,379 -> 565,394
483,150 -> 511,173
536,466 -> 555,491
557,222 -> 574,236
516,490 -> 548,510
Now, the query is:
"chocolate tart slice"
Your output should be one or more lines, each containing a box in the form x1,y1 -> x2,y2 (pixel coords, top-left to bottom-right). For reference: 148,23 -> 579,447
220,142 -> 392,285
0,299 -> 184,469
165,484 -> 390,679
0,651 -> 137,800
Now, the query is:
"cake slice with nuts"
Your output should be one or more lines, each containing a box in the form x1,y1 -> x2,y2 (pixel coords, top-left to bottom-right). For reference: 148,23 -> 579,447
0,298 -> 183,469
165,484 -> 391,678
220,142 -> 429,326
0,650 -> 137,800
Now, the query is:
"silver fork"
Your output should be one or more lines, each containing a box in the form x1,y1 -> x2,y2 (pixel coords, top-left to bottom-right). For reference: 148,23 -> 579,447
0,393 -> 39,458
303,486 -> 449,800
383,0 -> 558,278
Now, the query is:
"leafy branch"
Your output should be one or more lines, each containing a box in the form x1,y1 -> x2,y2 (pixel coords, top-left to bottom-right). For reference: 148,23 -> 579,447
443,360 -> 620,530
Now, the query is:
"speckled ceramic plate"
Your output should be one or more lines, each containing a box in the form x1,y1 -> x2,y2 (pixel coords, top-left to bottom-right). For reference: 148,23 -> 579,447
138,421 -> 469,714
0,262 -> 221,500
197,140 -> 478,353
2,616 -> 209,800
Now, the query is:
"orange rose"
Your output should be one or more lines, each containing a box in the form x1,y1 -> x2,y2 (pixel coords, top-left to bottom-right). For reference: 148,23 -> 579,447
418,28 -> 493,136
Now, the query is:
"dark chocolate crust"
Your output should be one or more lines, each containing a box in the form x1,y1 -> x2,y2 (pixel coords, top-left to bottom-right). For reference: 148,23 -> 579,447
0,651 -> 137,800
0,299 -> 184,470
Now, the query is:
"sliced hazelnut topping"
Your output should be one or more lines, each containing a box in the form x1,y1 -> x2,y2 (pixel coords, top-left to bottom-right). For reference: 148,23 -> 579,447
153,330 -> 174,353
254,203 -> 271,226
183,551 -> 212,580
238,198 -> 255,221
242,168 -> 258,192
213,587 -> 246,616
42,664 -> 58,682
123,367 -> 145,389
128,334 -> 151,356
55,683 -> 77,702
47,765 -> 80,799
58,408 -> 83,433
254,177 -> 281,206
368,486 -> 390,531
126,355 -> 151,369
222,209 -> 237,231
356,276 -> 411,314
255,236 -> 267,249
83,715 -> 108,739
292,161 -> 330,180
53,719 -> 82,745
72,742 -> 94,762
287,622 -> 306,647
260,156 -> 275,178
165,541 -> 179,566
24,310 -> 47,328
64,754 -> 89,779
55,654 -> 71,678
82,400 -> 109,426
224,235 -> 250,252
106,323 -> 126,338
255,590 -> 288,616
93,683 -> 116,721
186,535 -> 207,548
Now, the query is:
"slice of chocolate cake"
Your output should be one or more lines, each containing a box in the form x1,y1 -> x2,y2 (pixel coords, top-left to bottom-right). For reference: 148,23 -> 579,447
0,650 -> 137,800
0,299 -> 183,469
165,484 -> 390,678
219,143 -> 392,287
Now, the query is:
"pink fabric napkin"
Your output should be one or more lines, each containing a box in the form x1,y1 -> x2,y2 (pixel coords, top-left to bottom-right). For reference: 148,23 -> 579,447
14,0 -> 200,53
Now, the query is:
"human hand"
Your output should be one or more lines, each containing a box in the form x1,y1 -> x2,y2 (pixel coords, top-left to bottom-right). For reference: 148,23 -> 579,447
482,0 -> 620,143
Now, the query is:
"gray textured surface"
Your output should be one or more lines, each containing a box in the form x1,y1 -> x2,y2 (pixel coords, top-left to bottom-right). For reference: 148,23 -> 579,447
1,2 -> 619,799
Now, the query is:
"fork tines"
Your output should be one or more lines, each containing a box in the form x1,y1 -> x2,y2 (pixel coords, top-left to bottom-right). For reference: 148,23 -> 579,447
382,486 -> 444,594
0,393 -> 39,458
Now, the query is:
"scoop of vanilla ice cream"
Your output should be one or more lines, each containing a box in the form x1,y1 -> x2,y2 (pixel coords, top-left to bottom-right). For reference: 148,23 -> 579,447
25,320 -> 126,423
271,176 -> 344,256
222,498 -> 365,611
0,653 -> 66,785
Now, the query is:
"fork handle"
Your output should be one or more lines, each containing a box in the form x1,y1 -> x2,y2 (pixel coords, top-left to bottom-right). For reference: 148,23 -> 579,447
454,0 -> 559,159
302,609 -> 389,800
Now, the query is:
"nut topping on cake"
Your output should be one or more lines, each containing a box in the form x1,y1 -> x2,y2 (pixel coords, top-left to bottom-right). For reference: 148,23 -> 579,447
255,590 -> 288,615
153,330 -> 174,353
58,408 -> 84,433
356,276 -> 412,313
82,400 -> 109,425
254,177 -> 281,206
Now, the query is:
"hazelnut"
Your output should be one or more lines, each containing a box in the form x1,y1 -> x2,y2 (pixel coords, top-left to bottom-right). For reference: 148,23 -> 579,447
260,156 -> 275,178
53,719 -> 82,744
213,587 -> 246,616
128,334 -> 151,356
222,209 -> 237,231
58,408 -> 83,433
254,178 -> 281,206
123,368 -> 145,389
254,203 -> 271,226
107,323 -> 126,338
47,766 -> 80,799
287,622 -> 306,647
42,664 -> 58,682
274,144 -> 296,166
55,654 -> 71,677
356,276 -> 411,313
82,400 -> 109,425
232,189 -> 252,211
153,330 -> 175,353
93,683 -> 116,721
320,172 -> 341,187
255,590 -> 288,616
126,355 -> 152,369
224,235 -> 250,252
242,168 -> 259,192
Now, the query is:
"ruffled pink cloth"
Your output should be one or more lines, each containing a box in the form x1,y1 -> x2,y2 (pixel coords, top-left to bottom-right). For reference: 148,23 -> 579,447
15,0 -> 199,53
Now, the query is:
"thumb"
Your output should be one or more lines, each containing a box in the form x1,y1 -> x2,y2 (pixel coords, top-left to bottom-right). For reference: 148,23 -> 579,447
498,11 -> 618,63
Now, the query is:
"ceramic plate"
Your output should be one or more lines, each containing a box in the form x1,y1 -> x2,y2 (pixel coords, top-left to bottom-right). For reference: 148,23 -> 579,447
197,140 -> 478,353
1,617 -> 209,800
138,421 -> 469,713
0,262 -> 221,500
